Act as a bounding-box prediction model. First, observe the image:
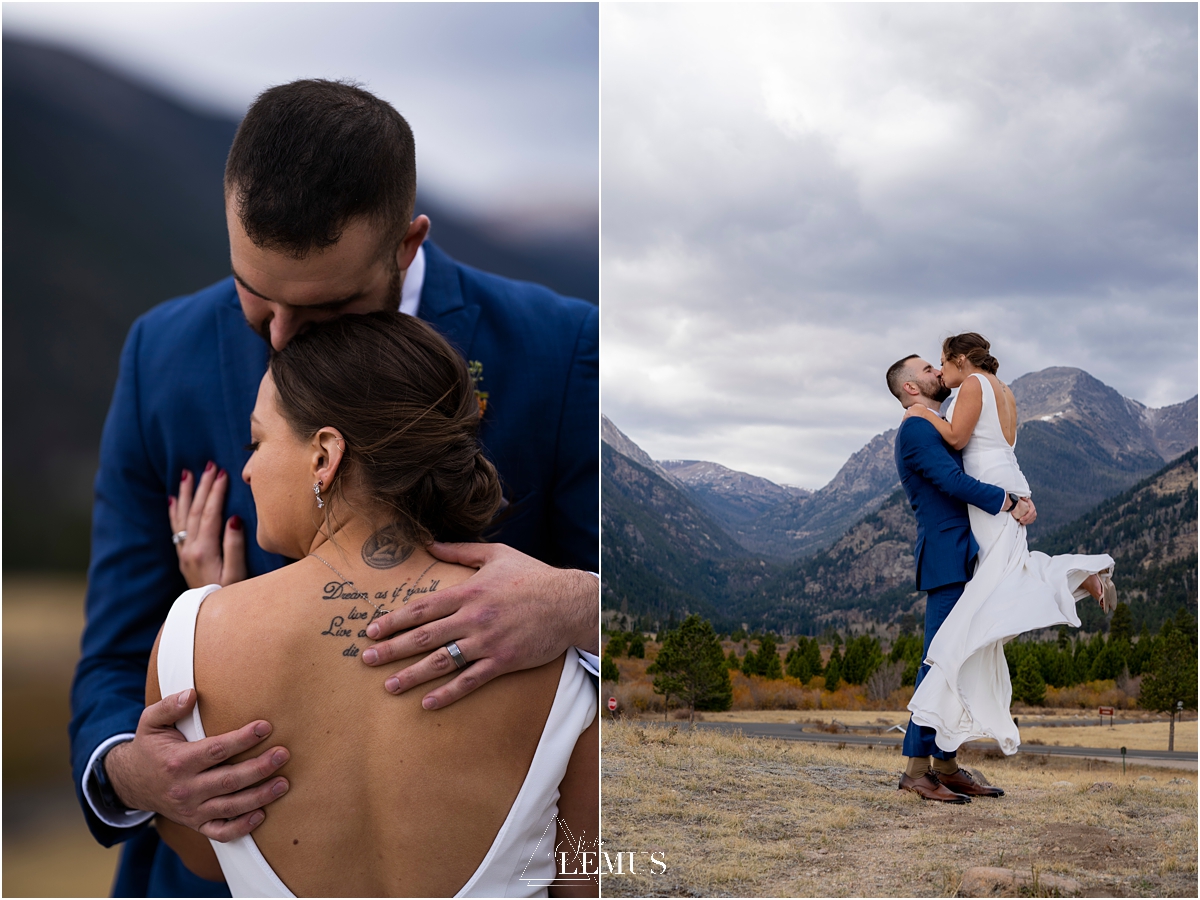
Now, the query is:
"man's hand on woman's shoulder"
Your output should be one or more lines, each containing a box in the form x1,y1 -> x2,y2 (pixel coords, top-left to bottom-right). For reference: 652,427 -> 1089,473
361,542 -> 599,709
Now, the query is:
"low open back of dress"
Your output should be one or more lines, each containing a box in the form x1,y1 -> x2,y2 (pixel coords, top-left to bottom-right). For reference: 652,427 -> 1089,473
158,585 -> 596,897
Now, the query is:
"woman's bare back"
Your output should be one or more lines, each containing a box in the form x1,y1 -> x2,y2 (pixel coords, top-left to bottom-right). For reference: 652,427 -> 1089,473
980,372 -> 1019,447
186,554 -> 565,896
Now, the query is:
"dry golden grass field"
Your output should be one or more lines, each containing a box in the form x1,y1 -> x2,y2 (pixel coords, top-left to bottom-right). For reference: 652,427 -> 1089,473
4,576 -> 121,897
601,719 -> 1198,897
658,710 -> 1199,753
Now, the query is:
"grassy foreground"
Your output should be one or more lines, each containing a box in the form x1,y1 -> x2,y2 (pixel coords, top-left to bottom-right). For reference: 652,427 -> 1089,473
600,719 -> 1197,897
641,709 -> 1199,753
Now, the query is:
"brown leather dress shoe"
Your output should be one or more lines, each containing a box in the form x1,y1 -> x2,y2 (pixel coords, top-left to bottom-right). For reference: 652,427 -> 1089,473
898,772 -> 971,803
936,768 -> 1005,798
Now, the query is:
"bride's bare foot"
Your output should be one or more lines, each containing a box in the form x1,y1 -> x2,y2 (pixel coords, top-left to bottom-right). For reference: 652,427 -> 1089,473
1082,574 -> 1103,603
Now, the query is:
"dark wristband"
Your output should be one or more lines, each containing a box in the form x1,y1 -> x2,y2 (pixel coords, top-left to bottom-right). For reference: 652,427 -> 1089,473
1007,493 -> 1020,512
90,746 -> 130,813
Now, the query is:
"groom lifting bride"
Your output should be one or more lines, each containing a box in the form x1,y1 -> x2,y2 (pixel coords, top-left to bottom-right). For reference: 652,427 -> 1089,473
886,336 -> 1116,804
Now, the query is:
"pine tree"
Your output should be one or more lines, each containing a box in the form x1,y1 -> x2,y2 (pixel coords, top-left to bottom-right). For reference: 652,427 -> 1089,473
601,654 -> 620,684
757,634 -> 783,679
1140,623 -> 1198,750
1088,640 -> 1128,681
606,632 -> 629,658
1012,655 -> 1046,706
1108,602 -> 1133,644
842,635 -> 883,685
1057,625 -> 1071,651
627,631 -> 645,659
741,647 -> 760,676
824,644 -> 843,692
1129,626 -> 1154,676
785,640 -> 813,683
647,614 -> 733,722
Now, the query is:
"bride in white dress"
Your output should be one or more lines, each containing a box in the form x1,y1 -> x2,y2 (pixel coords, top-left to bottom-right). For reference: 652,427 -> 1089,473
902,333 -> 1117,756
146,312 -> 597,897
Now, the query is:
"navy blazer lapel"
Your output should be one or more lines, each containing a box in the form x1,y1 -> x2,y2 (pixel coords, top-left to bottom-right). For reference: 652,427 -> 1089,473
418,241 -> 480,356
215,283 -> 269,458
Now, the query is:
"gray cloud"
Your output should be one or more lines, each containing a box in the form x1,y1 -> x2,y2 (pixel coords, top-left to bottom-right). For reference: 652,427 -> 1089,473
4,2 -> 598,223
602,3 -> 1196,488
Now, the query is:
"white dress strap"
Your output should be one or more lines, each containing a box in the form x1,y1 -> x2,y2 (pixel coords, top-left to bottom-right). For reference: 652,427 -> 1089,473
157,584 -> 296,898
157,587 -> 596,898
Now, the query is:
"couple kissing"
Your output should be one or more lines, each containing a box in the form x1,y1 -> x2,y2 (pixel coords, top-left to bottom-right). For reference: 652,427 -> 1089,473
887,333 -> 1117,803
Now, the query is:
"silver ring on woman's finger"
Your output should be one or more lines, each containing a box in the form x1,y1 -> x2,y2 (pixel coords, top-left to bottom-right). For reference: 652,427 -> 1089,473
172,530 -> 188,546
444,641 -> 468,670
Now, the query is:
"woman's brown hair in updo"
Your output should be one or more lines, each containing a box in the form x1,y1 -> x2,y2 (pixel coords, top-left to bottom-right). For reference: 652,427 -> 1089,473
268,310 -> 502,545
943,332 -> 1000,375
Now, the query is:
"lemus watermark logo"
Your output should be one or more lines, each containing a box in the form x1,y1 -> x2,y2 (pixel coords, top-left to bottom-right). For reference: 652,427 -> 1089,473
519,817 -> 666,889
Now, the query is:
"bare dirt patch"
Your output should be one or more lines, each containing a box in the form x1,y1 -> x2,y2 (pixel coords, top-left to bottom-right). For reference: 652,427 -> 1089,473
601,720 -> 1198,897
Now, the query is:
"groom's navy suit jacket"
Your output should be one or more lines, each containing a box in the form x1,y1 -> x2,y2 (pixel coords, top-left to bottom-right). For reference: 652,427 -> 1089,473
69,242 -> 598,897
894,416 -> 1006,591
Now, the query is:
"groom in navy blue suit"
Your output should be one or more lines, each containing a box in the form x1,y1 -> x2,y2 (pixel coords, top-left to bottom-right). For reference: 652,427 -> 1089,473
887,355 -> 1033,803
70,80 -> 598,896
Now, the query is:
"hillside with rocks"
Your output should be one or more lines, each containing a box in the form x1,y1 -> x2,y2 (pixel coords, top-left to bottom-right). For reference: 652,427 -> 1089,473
1011,368 -> 1194,533
659,458 -> 810,527
738,429 -> 900,559
603,419 -> 1197,636
683,369 -> 1196,562
1033,447 -> 1197,634
602,439 -> 752,624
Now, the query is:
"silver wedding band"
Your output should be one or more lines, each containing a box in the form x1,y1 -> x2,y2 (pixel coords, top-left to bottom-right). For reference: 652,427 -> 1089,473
445,641 -> 468,670
172,530 -> 188,546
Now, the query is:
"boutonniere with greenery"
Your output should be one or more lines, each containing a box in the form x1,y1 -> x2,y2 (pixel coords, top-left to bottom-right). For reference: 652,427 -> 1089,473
468,360 -> 489,417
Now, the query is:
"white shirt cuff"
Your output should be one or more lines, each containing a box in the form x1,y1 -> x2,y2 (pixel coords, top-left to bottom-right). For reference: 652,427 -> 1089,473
576,649 -> 600,677
82,734 -> 154,828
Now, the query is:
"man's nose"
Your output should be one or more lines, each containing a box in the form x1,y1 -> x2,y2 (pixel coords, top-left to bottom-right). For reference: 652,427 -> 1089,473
268,308 -> 304,351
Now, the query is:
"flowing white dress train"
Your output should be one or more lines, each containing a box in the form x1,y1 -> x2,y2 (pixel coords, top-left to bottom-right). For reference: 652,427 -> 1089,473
908,373 -> 1114,755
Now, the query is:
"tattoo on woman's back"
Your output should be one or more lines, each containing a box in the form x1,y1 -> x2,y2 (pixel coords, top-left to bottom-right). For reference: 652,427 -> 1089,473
361,524 -> 414,569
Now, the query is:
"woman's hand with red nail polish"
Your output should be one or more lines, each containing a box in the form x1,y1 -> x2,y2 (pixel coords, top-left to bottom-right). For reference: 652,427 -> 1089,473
169,464 -> 248,588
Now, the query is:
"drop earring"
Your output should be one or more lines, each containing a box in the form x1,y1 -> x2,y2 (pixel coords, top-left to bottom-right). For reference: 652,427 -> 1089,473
313,480 -> 324,509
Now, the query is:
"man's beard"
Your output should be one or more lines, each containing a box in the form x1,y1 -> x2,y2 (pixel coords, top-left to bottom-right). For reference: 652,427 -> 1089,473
246,260 -> 403,346
928,379 -> 951,403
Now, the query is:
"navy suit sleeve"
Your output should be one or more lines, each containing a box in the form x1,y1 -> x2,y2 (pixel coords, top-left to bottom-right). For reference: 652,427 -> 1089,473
549,304 -> 599,570
69,317 -> 185,847
899,419 -> 1006,514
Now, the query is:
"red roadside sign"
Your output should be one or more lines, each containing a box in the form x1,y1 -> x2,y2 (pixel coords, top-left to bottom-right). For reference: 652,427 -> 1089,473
1099,706 -> 1114,716
607,697 -> 618,712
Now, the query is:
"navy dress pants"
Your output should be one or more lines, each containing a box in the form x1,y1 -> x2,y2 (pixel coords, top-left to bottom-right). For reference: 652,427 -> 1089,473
902,581 -> 966,761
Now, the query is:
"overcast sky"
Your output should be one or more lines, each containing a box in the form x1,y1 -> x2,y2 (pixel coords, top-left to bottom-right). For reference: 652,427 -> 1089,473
3,2 -> 597,233
602,3 -> 1197,489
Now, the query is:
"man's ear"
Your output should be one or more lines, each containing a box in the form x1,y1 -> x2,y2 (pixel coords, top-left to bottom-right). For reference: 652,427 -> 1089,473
395,216 -> 431,272
312,427 -> 347,488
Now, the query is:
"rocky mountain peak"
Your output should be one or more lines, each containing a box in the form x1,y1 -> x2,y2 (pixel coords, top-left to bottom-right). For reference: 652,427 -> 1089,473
658,459 -> 812,526
1010,367 -> 1196,466
601,415 -> 678,484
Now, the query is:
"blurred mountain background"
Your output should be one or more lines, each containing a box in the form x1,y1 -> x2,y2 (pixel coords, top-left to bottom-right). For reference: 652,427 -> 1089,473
3,14 -> 598,895
3,34 -> 598,573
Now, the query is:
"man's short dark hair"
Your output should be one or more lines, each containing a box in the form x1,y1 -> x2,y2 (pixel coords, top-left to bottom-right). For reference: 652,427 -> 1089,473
886,354 -> 920,401
224,79 -> 416,259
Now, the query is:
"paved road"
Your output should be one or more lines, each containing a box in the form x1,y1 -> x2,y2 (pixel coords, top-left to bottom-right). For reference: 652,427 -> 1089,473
640,720 -> 1197,766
